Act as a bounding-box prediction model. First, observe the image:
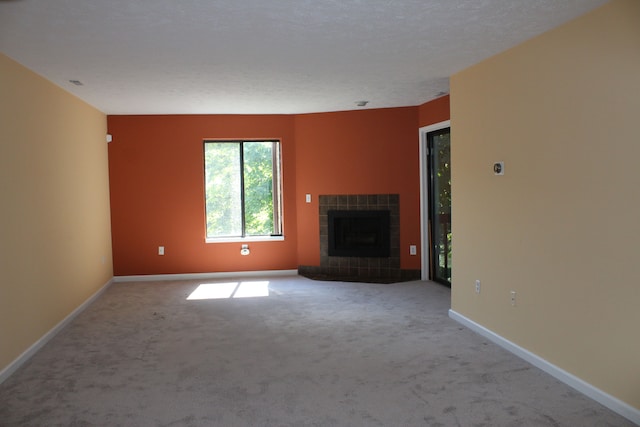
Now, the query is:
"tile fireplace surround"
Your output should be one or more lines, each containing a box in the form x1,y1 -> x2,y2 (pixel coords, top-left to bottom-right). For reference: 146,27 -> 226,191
298,194 -> 421,283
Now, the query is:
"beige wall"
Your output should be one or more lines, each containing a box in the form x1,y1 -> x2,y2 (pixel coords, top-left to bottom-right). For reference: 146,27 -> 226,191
450,0 -> 640,408
0,54 -> 113,372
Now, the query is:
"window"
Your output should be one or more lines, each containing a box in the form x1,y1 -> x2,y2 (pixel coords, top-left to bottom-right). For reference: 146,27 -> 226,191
204,140 -> 283,241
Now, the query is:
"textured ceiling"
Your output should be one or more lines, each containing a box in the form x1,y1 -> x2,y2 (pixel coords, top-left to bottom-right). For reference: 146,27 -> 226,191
0,0 -> 608,114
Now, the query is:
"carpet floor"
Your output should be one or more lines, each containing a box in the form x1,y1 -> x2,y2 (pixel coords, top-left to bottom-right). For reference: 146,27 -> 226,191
0,276 -> 633,426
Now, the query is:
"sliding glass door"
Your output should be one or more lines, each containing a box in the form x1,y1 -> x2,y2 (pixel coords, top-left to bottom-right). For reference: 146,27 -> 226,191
427,128 -> 451,285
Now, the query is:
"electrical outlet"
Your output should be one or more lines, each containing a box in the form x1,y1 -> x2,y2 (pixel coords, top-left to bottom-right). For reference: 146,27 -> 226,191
510,290 -> 516,306
158,246 -> 165,256
409,245 -> 417,255
475,280 -> 481,293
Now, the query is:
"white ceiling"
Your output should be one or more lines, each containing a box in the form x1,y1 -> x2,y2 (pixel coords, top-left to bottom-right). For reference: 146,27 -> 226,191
0,0 -> 608,115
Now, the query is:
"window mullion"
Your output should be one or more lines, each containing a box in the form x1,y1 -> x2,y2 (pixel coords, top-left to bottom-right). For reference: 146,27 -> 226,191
272,142 -> 281,236
239,142 -> 246,237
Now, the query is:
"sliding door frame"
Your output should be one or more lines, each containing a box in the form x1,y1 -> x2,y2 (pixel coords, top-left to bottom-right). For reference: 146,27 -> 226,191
418,120 -> 451,281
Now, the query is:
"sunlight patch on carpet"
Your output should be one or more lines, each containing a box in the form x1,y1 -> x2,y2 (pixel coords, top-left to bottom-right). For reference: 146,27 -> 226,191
187,281 -> 270,300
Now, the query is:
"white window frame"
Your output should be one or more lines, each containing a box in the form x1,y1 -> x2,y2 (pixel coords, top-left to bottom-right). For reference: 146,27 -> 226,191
204,140 -> 284,243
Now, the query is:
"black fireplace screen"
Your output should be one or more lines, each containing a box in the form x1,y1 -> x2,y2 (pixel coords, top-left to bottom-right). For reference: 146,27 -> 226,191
328,210 -> 390,257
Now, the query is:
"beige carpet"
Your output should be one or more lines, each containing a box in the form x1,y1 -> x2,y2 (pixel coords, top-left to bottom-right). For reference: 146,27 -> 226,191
0,276 -> 633,426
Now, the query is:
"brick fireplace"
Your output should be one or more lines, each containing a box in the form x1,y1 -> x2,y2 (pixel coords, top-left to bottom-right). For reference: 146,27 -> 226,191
298,194 -> 420,283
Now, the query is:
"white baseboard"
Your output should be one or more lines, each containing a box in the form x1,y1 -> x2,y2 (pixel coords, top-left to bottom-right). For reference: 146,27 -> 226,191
113,269 -> 299,283
0,278 -> 114,384
448,309 -> 640,425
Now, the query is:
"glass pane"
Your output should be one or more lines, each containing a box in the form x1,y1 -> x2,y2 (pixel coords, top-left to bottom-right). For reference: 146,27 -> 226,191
430,129 -> 451,284
204,143 -> 242,237
243,142 -> 274,236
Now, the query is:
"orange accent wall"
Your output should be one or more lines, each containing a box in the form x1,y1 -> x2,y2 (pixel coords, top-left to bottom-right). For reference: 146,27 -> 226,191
108,98 -> 450,276
418,95 -> 450,127
107,115 -> 297,275
294,107 -> 421,269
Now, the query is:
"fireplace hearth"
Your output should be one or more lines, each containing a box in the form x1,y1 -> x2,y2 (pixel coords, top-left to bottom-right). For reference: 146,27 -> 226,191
298,194 -> 420,283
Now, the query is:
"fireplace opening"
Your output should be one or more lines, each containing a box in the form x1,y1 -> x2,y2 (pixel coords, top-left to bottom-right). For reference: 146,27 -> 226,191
328,210 -> 390,257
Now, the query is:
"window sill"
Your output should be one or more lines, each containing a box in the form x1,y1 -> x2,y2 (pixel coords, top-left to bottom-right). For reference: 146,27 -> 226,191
205,235 -> 285,244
